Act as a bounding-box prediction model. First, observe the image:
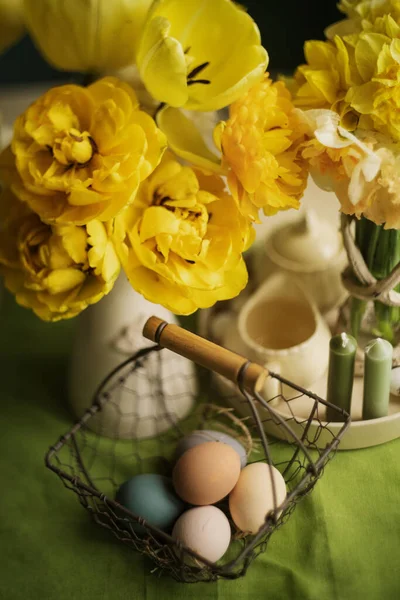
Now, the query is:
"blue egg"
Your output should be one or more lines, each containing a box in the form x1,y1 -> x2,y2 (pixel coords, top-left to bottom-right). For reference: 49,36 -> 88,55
116,474 -> 185,532
175,430 -> 247,468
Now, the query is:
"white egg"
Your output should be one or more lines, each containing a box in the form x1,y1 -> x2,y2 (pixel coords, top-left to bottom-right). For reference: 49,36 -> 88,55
390,366 -> 400,397
229,463 -> 287,534
172,506 -> 231,563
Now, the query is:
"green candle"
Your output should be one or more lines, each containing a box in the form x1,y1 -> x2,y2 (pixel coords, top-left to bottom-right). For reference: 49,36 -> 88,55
362,338 -> 393,420
326,333 -> 357,422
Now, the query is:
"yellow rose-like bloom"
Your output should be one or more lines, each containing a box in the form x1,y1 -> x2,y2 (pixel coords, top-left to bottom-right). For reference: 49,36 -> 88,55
23,0 -> 153,72
114,154 -> 253,314
0,0 -> 25,55
0,187 -> 120,321
214,75 -> 309,222
0,77 -> 166,225
136,0 -> 268,111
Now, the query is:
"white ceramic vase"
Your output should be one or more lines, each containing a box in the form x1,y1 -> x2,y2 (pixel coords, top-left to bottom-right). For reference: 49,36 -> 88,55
68,275 -> 196,439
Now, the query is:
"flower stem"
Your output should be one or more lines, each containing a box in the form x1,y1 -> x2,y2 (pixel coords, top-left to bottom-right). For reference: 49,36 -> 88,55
371,228 -> 400,344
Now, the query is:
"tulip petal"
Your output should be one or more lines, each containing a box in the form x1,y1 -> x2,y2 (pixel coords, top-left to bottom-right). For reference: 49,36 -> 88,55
0,0 -> 24,54
157,106 -> 223,173
137,15 -> 188,107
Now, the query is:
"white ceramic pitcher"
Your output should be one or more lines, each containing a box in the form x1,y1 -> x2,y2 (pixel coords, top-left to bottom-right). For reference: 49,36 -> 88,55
237,272 -> 331,390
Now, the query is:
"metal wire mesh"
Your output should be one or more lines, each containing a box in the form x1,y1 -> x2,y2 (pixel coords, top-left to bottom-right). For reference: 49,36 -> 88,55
46,343 -> 350,583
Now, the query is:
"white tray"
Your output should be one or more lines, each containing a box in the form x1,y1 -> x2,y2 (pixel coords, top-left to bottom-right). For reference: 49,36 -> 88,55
198,306 -> 400,451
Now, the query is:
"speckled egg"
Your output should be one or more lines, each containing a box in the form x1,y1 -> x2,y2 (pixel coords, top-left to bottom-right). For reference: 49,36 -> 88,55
172,506 -> 231,563
229,463 -> 287,534
116,474 -> 185,532
173,441 -> 241,505
175,429 -> 247,468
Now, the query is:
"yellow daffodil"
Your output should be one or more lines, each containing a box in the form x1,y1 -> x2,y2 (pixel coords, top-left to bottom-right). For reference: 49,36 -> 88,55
292,36 -> 362,129
300,108 -> 400,228
344,16 -> 400,142
294,15 -> 400,142
338,0 -> 400,20
214,75 -> 309,222
0,77 -> 166,225
114,153 -> 254,314
23,0 -> 153,72
0,187 -> 120,321
300,109 -> 381,195
135,0 -> 268,111
0,0 -> 24,54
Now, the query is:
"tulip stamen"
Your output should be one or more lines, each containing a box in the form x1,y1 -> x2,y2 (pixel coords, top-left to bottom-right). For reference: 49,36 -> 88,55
187,79 -> 211,86
187,61 -> 210,80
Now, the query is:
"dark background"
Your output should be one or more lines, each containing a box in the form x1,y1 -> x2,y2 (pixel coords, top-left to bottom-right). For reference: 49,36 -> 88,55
0,1 -> 342,83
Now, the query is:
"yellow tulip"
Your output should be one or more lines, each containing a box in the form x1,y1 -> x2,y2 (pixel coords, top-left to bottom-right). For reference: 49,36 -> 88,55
0,77 -> 166,225
0,187 -> 120,321
23,0 -> 153,71
136,0 -> 268,111
114,153 -> 254,314
0,0 -> 25,54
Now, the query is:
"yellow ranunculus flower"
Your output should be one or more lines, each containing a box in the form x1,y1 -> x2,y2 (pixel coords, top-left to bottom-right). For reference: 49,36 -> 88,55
214,75 -> 309,222
0,0 -> 25,54
0,186 -> 120,321
23,0 -> 153,72
135,0 -> 268,111
114,153 -> 253,314
0,77 -> 166,225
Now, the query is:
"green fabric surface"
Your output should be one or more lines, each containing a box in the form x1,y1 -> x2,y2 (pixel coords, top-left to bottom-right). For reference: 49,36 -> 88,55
1,289 -> 400,600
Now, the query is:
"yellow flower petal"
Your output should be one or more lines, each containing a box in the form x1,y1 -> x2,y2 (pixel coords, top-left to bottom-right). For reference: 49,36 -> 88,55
136,14 -> 188,107
157,106 -> 223,173
0,0 -> 24,55
24,0 -> 153,71
355,33 -> 388,81
44,268 -> 86,294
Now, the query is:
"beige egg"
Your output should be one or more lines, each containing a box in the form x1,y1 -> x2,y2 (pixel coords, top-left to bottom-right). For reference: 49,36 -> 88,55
172,506 -> 231,563
172,441 -> 241,505
229,463 -> 287,534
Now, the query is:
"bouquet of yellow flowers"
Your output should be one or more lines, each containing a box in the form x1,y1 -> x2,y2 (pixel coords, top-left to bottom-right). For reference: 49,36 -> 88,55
0,0 -> 311,321
288,1 -> 400,344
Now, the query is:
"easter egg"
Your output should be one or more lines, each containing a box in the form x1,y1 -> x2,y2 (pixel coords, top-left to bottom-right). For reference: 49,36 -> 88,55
229,463 -> 287,534
175,429 -> 247,468
173,441 -> 241,505
116,474 -> 185,532
172,506 -> 231,563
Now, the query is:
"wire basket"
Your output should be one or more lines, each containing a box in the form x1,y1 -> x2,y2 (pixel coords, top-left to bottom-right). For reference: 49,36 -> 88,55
46,317 -> 350,583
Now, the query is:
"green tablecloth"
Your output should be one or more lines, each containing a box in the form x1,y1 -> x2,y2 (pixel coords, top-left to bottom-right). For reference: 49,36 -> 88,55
1,290 -> 400,600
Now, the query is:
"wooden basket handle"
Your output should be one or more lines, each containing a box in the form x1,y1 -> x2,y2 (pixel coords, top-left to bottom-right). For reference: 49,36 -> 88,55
143,316 -> 268,395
